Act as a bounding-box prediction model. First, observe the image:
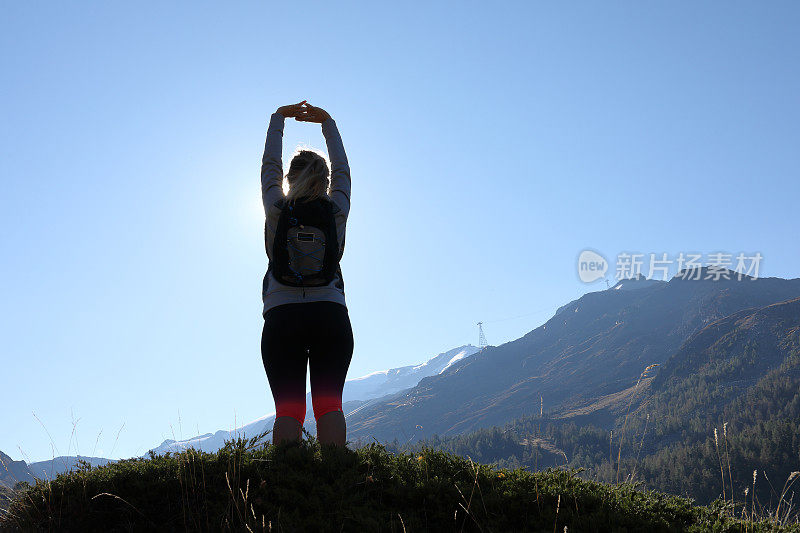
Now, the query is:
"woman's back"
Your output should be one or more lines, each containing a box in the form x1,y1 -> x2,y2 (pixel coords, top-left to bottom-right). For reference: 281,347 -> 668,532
259,101 -> 354,448
260,105 -> 351,316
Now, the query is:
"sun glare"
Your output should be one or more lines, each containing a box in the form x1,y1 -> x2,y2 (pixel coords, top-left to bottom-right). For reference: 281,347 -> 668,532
248,186 -> 266,224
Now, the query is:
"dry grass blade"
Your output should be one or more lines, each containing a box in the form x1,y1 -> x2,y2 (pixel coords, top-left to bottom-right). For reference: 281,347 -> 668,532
774,471 -> 800,524
714,427 -> 726,502
553,494 -> 561,533
91,492 -> 147,518
453,481 -> 484,532
616,364 -> 659,484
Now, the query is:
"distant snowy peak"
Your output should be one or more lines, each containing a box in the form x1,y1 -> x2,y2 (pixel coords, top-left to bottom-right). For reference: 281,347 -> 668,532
342,345 -> 479,403
439,349 -> 470,374
349,369 -> 390,381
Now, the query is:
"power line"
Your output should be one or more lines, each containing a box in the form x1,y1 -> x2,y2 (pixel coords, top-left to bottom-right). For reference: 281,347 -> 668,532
482,305 -> 555,325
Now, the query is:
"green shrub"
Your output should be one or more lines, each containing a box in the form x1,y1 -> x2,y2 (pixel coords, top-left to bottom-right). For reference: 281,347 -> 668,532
1,430 -> 795,532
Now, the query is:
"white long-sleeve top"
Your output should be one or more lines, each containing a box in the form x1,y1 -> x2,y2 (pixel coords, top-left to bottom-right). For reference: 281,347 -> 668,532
260,112 -> 352,316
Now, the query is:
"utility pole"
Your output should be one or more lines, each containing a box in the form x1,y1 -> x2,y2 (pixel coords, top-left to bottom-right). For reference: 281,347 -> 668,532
477,322 -> 487,350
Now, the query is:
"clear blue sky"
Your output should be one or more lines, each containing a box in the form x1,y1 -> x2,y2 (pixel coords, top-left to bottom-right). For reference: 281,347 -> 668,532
2,2 -> 798,462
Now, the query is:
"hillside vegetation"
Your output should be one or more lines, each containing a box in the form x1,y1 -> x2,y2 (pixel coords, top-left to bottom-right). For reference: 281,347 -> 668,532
385,298 -> 800,518
2,433 -> 796,532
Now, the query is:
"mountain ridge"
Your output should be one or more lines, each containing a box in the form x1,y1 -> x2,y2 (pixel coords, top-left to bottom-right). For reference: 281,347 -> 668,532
345,273 -> 800,445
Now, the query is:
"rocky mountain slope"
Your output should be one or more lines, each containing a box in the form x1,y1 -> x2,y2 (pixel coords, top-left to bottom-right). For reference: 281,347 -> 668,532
345,270 -> 800,445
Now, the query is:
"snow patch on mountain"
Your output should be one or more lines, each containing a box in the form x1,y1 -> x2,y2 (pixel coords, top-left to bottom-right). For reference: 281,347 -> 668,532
440,350 -> 470,373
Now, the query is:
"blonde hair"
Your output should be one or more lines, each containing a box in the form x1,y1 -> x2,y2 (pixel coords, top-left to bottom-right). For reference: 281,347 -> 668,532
285,148 -> 330,203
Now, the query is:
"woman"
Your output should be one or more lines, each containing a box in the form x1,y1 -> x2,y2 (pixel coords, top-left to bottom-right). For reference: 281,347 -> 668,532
260,100 -> 353,447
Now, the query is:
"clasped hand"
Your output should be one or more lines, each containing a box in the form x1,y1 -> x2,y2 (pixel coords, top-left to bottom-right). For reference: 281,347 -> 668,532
277,100 -> 331,123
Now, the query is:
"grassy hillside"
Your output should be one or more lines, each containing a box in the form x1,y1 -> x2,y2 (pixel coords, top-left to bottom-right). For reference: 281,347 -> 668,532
1,432 -> 796,532
372,300 -> 800,521
383,297 -> 800,515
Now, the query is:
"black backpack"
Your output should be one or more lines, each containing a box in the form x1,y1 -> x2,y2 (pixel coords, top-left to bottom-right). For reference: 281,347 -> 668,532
266,197 -> 342,287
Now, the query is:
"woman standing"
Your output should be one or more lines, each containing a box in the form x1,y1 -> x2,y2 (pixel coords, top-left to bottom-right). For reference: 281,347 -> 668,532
260,100 -> 353,447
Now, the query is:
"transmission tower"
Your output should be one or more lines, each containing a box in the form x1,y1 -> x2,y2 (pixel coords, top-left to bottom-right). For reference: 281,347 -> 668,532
477,322 -> 487,350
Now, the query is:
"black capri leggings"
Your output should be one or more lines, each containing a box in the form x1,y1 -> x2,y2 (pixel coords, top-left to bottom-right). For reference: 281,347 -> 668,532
261,301 -> 353,426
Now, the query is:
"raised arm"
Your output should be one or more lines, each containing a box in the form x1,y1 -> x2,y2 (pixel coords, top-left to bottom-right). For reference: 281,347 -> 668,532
296,103 -> 351,216
260,112 -> 286,211
321,118 -> 351,216
261,101 -> 308,211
